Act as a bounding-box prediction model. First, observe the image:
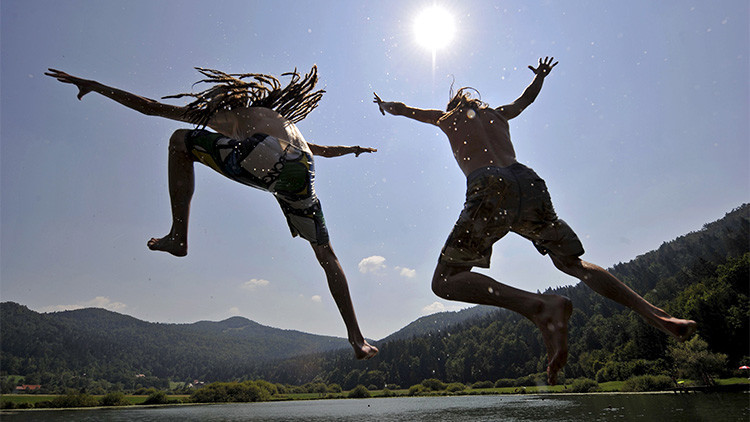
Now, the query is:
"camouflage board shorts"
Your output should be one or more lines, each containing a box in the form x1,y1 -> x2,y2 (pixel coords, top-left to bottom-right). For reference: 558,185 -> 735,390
185,129 -> 329,245
440,163 -> 584,267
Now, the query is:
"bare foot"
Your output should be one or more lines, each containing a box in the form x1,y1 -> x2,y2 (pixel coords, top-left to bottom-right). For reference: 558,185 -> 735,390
147,235 -> 187,257
644,308 -> 698,342
354,341 -> 379,360
531,295 -> 573,385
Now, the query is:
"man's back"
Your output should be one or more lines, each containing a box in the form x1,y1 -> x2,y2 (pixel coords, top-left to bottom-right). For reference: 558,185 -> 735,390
208,107 -> 310,153
437,104 -> 518,176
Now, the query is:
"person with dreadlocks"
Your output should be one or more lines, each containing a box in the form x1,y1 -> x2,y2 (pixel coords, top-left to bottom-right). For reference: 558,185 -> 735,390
373,57 -> 696,383
45,66 -> 378,360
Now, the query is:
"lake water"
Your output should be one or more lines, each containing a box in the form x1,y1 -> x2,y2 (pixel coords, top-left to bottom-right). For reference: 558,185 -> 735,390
2,393 -> 748,421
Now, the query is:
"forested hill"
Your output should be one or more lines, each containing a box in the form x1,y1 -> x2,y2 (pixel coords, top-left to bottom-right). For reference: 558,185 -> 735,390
252,204 -> 749,387
0,302 -> 350,385
381,305 -> 497,343
1,204 -> 748,391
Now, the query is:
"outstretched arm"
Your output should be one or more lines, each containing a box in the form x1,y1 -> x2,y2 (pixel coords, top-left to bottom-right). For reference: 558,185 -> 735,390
496,57 -> 558,120
373,92 -> 444,125
308,143 -> 377,158
45,69 -> 191,123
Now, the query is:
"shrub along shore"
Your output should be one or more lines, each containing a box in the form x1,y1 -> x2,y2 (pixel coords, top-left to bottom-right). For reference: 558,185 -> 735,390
2,377 -> 748,410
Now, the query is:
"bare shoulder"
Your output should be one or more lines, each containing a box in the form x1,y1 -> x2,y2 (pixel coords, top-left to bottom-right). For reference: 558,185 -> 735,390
482,107 -> 509,123
208,107 -> 304,142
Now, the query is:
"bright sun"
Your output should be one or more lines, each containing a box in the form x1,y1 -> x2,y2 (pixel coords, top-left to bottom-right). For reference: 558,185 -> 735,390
414,6 -> 456,51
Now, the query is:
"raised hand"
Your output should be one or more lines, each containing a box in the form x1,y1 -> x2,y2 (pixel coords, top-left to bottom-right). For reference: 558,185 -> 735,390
528,57 -> 558,77
354,146 -> 377,157
45,68 -> 96,100
373,92 -> 386,115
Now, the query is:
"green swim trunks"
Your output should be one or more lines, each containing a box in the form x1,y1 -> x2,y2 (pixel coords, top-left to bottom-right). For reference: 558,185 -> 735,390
440,163 -> 584,268
185,129 -> 329,245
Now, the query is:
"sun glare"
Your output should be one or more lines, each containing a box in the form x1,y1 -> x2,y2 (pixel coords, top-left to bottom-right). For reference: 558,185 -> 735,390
414,6 -> 455,51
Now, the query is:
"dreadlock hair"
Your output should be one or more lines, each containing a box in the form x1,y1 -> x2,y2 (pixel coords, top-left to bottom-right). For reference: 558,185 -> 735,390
163,65 -> 325,127
446,79 -> 486,112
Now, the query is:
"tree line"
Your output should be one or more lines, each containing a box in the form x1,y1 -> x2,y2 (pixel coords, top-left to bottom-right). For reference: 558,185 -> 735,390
1,205 -> 747,394
250,205 -> 749,388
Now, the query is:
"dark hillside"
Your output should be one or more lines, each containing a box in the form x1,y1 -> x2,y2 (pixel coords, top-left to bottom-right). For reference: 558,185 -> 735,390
0,302 -> 349,387
252,205 -> 749,387
1,204 -> 747,391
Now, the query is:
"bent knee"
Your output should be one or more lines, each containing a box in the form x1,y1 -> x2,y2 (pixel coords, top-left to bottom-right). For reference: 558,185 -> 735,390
431,278 -> 451,300
431,263 -> 468,299
551,254 -> 583,275
169,129 -> 192,152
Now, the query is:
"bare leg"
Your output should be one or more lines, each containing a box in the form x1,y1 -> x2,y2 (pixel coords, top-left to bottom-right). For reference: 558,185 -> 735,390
551,255 -> 696,341
147,129 -> 195,257
312,243 -> 378,360
432,262 -> 572,385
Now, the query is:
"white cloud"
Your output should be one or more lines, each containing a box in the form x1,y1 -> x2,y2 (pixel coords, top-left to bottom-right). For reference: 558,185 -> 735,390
311,295 -> 322,303
39,296 -> 127,313
422,301 -> 447,314
358,255 -> 386,273
395,266 -> 417,278
241,278 -> 270,290
421,301 -> 465,315
228,307 -> 241,316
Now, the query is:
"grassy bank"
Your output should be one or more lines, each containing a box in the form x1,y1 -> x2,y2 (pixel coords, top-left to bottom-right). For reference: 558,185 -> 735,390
2,378 -> 747,410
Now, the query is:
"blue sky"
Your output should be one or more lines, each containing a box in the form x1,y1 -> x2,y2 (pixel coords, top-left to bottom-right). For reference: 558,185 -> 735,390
2,0 -> 747,340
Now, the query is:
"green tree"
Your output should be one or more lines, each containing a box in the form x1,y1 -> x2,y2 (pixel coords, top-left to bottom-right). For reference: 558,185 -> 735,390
622,375 -> 673,392
421,378 -> 446,391
100,391 -> 130,406
142,390 -> 169,405
49,392 -> 99,408
569,378 -> 599,393
446,382 -> 466,392
347,385 -> 371,398
190,381 -> 269,403
668,335 -> 728,385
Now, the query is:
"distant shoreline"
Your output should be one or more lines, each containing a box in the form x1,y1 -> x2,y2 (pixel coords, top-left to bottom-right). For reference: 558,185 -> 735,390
3,380 -> 748,412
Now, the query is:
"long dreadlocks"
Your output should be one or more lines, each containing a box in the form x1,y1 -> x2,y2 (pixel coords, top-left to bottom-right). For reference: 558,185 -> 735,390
163,65 -> 325,127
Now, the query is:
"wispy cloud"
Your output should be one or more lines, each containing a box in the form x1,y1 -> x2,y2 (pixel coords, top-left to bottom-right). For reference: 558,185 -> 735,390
241,278 -> 270,290
358,255 -> 386,273
39,296 -> 127,313
395,266 -> 417,278
311,295 -> 322,303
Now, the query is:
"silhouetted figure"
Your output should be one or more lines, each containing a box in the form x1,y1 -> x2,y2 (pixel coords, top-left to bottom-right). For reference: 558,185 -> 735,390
374,57 -> 695,383
47,67 -> 378,360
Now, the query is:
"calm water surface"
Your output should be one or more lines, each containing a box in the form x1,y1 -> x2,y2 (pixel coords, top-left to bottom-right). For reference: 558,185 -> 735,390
3,393 -> 748,421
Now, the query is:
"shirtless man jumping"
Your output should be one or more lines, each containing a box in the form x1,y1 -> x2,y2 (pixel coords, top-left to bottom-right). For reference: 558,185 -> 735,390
46,66 -> 378,360
373,57 -> 695,383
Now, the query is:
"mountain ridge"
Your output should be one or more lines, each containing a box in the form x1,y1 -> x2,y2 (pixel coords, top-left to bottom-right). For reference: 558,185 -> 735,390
1,203 -> 747,389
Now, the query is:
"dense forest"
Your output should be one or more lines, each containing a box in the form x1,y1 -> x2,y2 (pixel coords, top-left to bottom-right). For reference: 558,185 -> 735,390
251,205 -> 749,388
1,204 -> 748,393
0,305 -> 350,392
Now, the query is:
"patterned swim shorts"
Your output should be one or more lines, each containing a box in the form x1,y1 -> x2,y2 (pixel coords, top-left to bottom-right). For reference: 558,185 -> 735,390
185,129 -> 329,245
440,163 -> 584,267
